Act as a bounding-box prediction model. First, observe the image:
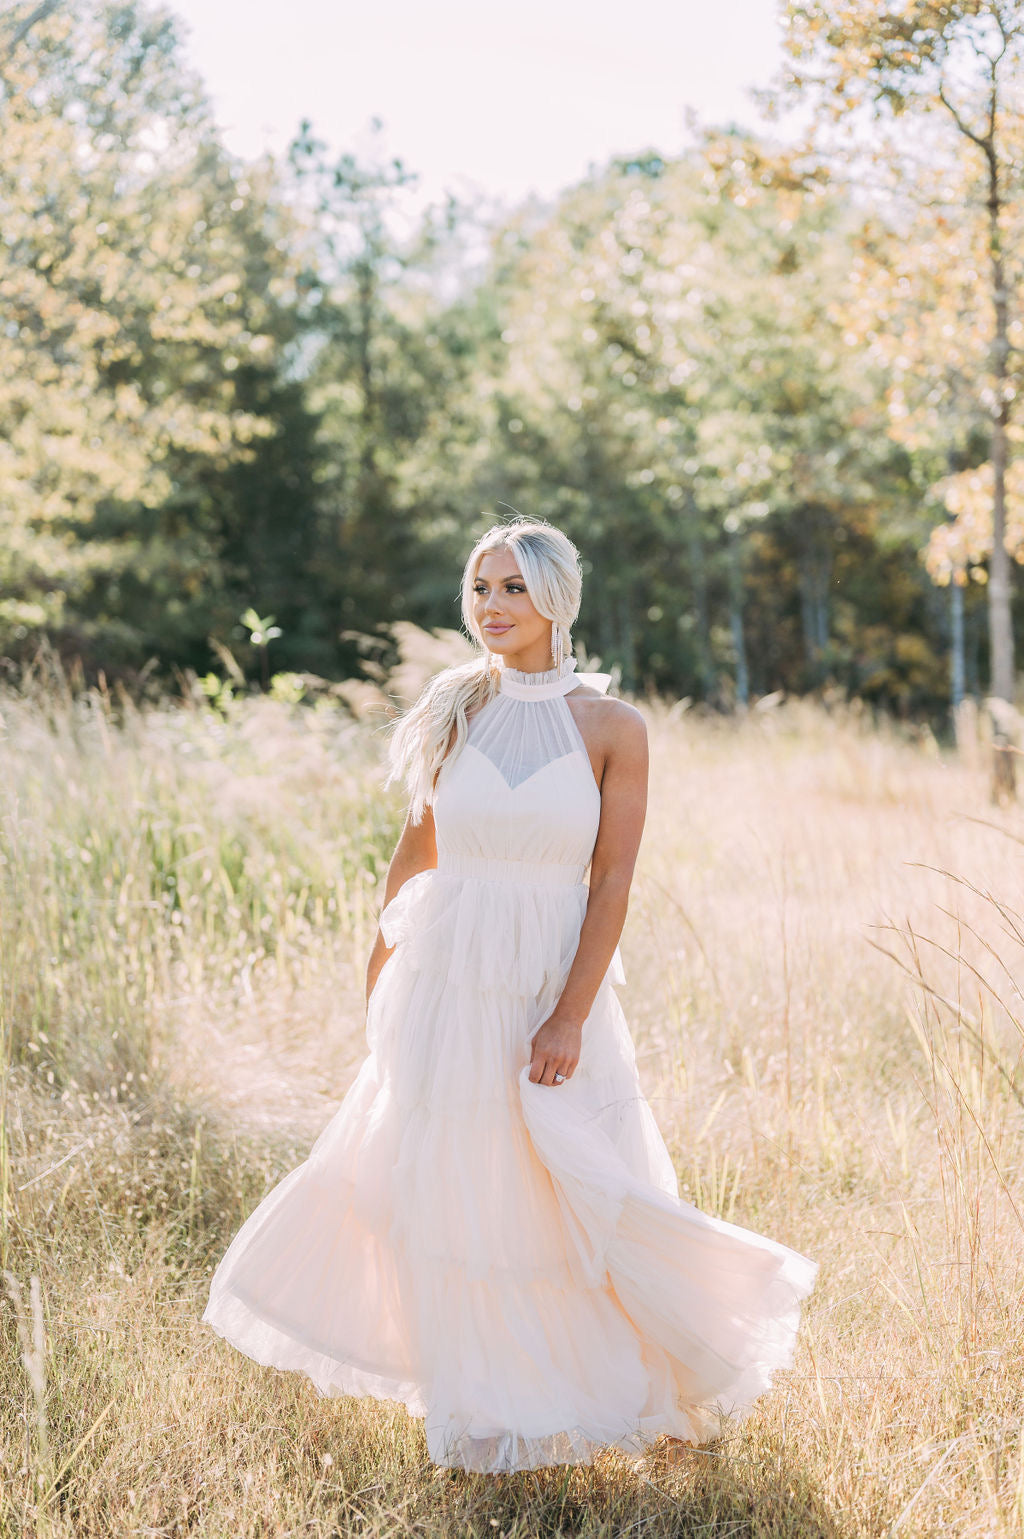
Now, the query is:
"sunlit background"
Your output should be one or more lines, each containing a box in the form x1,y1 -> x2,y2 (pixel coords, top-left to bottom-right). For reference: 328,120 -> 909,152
169,0 -> 785,206
5,0 -> 1016,723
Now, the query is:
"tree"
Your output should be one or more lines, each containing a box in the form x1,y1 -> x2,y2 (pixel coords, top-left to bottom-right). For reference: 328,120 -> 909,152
471,139 -> 907,706
0,1 -> 339,680
0,1 -> 299,670
781,0 -> 1024,792
285,124 -> 496,673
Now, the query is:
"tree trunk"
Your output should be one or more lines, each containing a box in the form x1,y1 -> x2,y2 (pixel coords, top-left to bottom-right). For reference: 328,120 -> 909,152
356,259 -> 377,484
989,407 -> 1016,799
797,508 -> 831,686
688,522 -> 713,698
1,0 -> 60,67
592,548 -> 613,661
799,567 -> 816,680
950,578 -> 965,711
939,63 -> 1018,795
815,575 -> 829,657
618,585 -> 636,694
727,527 -> 749,709
799,552 -> 830,685
984,128 -> 1016,799
966,602 -> 982,698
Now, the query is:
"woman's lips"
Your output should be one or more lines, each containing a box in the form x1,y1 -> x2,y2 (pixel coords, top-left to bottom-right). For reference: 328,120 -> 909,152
484,623 -> 512,633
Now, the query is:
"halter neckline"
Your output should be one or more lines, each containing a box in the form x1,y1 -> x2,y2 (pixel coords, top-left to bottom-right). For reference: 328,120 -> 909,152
499,658 -> 580,701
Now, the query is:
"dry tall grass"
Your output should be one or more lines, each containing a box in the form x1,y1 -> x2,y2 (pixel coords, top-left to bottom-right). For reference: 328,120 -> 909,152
1,663 -> 1022,1538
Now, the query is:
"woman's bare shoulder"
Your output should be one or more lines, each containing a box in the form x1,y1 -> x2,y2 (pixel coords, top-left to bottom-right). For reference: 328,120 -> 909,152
604,698 -> 647,750
570,686 -> 643,717
568,691 -> 646,754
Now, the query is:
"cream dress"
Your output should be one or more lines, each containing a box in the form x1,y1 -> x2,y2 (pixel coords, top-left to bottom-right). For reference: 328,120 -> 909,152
202,659 -> 816,1472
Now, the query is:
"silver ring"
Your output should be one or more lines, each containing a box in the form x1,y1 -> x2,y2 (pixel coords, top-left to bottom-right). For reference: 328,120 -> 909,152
554,1072 -> 565,1083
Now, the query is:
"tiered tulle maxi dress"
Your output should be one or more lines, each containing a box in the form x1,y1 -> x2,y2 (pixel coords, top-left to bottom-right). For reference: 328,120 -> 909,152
202,658 -> 817,1473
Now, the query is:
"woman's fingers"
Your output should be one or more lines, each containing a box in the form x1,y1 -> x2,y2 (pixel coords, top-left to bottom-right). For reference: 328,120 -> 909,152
528,1015 -> 582,1085
528,1053 -> 574,1086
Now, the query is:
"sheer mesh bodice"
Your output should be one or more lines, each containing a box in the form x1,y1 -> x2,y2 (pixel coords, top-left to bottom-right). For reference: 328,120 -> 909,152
433,658 -> 603,889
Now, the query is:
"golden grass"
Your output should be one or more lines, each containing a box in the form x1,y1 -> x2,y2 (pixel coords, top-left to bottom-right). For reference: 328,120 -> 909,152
2,668 -> 1022,1537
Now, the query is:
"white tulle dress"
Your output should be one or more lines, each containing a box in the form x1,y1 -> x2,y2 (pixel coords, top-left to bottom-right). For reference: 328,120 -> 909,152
202,658 -> 817,1473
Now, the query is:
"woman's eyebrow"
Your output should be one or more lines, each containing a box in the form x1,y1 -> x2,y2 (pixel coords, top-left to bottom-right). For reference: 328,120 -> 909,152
476,573 -> 525,583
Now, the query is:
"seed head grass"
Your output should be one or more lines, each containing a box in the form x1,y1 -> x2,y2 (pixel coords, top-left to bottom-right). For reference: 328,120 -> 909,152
1,667 -> 1022,1537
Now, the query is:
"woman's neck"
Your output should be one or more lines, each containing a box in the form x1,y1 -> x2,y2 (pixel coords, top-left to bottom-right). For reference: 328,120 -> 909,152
498,648 -> 556,675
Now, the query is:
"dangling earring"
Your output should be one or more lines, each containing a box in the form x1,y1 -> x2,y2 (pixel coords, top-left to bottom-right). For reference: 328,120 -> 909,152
551,621 -> 564,677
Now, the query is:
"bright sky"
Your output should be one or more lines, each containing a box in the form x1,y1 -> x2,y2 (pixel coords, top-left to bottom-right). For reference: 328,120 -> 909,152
168,0 -> 786,208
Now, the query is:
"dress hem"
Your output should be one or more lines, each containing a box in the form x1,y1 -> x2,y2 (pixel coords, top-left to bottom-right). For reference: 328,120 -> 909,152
202,1301 -> 748,1473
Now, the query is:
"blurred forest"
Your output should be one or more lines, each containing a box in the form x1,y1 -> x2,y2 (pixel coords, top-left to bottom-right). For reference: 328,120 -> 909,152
2,0 -> 1023,720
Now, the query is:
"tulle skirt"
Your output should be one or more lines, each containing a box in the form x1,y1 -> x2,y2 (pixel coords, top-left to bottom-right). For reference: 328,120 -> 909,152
202,868 -> 817,1473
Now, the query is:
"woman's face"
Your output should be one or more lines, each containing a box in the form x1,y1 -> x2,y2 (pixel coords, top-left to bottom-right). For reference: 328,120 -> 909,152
471,546 -> 553,667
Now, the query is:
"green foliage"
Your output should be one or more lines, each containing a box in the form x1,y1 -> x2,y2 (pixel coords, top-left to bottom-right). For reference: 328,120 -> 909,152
780,0 -> 1024,709
1,0 -> 1013,719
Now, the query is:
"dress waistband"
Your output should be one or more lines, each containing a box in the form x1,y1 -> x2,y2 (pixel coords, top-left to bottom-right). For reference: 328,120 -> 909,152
436,853 -> 586,888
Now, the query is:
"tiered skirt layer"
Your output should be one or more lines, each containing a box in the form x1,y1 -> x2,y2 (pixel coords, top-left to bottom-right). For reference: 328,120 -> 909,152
203,867 -> 816,1472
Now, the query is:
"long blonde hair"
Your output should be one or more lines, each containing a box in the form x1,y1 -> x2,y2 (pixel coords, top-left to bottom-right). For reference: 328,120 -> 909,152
386,517 -> 583,823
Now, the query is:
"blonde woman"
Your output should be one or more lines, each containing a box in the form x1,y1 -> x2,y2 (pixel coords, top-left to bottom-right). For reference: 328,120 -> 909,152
203,516 -> 816,1472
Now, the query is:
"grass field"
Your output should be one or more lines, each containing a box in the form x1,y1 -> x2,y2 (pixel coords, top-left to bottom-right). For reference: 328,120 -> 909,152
2,659 -> 1022,1538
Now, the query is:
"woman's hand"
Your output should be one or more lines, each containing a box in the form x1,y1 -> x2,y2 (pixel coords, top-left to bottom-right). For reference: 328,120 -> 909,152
528,1014 -> 582,1087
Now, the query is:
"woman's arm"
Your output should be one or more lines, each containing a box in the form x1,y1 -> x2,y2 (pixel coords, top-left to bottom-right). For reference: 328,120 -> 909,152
528,702 -> 649,1086
365,803 -> 438,1005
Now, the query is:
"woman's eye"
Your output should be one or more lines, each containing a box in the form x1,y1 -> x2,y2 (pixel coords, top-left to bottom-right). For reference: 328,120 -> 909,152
506,585 -> 525,594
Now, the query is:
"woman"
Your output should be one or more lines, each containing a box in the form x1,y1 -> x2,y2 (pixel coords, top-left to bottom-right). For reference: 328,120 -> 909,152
203,516 -> 816,1473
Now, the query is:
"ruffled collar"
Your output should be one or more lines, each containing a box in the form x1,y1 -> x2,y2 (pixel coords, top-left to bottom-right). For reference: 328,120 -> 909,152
498,658 -> 581,701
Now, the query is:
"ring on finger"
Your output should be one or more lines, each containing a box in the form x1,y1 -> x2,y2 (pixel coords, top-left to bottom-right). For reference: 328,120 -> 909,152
553,1071 -> 566,1083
